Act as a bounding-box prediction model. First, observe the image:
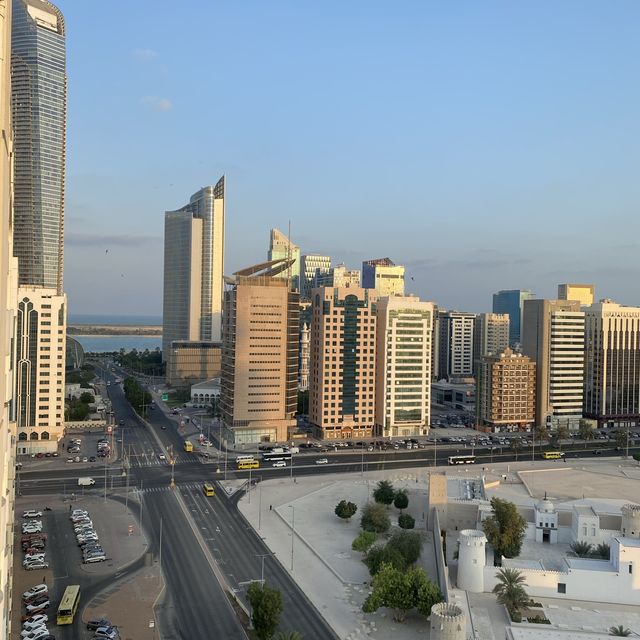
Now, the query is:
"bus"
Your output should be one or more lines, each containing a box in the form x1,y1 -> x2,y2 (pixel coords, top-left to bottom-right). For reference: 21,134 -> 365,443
542,451 -> 565,460
261,451 -> 292,463
237,459 -> 260,470
183,440 -> 193,452
448,455 -> 476,465
235,454 -> 256,464
57,585 -> 81,625
203,483 -> 215,497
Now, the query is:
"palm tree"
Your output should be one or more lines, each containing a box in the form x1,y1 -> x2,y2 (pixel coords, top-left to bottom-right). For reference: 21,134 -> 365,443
492,568 -> 530,613
273,633 -> 303,640
593,543 -> 610,560
609,625 -> 631,636
510,438 -> 522,461
569,541 -> 593,557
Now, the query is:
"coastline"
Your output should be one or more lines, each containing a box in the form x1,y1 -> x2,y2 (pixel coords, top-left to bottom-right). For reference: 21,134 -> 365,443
68,325 -> 162,336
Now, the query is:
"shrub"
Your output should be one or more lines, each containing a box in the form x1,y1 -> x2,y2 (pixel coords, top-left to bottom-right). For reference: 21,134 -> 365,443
361,502 -> 391,534
398,513 -> 415,529
335,500 -> 358,521
352,530 -> 377,553
373,480 -> 395,505
393,490 -> 409,511
365,544 -> 407,575
388,531 -> 422,565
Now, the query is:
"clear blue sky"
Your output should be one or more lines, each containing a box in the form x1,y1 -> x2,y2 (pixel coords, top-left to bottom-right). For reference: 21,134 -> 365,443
62,0 -> 640,316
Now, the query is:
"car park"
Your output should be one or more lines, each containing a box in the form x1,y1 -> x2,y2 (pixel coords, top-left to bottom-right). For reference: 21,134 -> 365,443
22,585 -> 48,601
22,510 -> 43,519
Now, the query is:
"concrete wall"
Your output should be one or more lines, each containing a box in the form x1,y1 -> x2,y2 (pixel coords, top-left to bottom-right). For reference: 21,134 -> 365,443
430,508 -> 450,602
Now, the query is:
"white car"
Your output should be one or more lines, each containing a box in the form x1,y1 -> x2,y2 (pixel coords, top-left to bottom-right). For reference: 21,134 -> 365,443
203,440 -> 213,447
21,624 -> 48,638
272,460 -> 287,468
157,453 -> 166,461
315,458 -> 329,465
21,614 -> 48,630
22,510 -> 43,519
22,525 -> 43,535
22,584 -> 48,601
25,599 -> 50,614
21,627 -> 49,640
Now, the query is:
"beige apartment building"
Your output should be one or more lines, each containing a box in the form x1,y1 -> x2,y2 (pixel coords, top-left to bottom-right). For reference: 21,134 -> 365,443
220,259 -> 299,444
166,341 -> 222,389
584,301 -> 640,428
362,257 -> 405,297
476,348 -> 535,432
329,264 -> 360,288
375,296 -> 433,438
0,1 -> 18,633
558,283 -> 595,307
522,299 -> 585,431
309,286 -> 377,440
473,312 -> 510,372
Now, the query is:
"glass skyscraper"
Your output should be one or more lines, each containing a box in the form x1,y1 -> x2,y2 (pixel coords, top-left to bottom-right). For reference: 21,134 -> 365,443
11,0 -> 66,293
492,289 -> 535,345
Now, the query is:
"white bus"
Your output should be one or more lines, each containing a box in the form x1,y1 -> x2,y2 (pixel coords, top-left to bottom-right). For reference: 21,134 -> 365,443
448,455 -> 476,465
235,454 -> 256,464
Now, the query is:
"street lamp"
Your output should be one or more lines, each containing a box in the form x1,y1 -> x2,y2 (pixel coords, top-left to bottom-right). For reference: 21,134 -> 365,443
255,552 -> 276,585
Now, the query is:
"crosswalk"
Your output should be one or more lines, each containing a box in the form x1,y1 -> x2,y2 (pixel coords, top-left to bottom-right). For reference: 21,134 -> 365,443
139,481 -> 216,494
129,454 -> 195,468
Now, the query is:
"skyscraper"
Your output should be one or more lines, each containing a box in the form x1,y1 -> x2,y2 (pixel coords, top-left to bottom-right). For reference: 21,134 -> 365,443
521,299 -> 585,431
1,1 -> 19,633
492,289 -> 535,345
220,259 -> 299,444
584,301 -> 640,429
558,283 -> 595,307
375,296 -> 433,437
300,253 -> 331,300
329,264 -> 360,288
162,178 -> 225,362
362,257 -> 405,297
309,286 -> 377,440
437,311 -> 477,379
268,228 -> 300,291
473,312 -> 510,372
12,0 -> 67,451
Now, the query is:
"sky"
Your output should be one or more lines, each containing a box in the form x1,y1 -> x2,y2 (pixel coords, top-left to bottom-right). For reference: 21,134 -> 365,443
62,0 -> 640,316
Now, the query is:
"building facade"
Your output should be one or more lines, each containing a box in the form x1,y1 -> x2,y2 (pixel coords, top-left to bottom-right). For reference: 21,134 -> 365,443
492,289 -> 535,345
328,264 -> 360,288
166,341 -> 222,389
584,301 -> 640,428
473,313 -> 510,371
0,1 -> 18,633
362,257 -> 405,297
437,311 -> 477,379
268,228 -> 300,291
298,323 -> 310,391
309,287 -> 377,440
476,348 -> 535,432
300,254 -> 331,300
220,260 -> 299,444
375,296 -> 433,437
558,283 -> 595,307
522,299 -> 585,431
162,178 -> 225,369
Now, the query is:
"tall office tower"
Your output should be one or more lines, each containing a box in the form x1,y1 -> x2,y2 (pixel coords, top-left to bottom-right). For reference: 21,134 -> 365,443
220,259 -> 299,445
309,286 -> 377,440
584,301 -> 640,429
268,228 -> 300,291
473,313 -> 510,371
437,311 -> 477,379
493,289 -> 535,345
521,299 -> 585,431
362,257 -> 405,297
375,296 -> 433,438
476,348 -> 535,432
300,253 -> 331,300
12,0 -> 67,451
1,2 -> 18,634
329,264 -> 360,288
162,178 -> 225,363
298,323 -> 310,391
558,283 -> 595,307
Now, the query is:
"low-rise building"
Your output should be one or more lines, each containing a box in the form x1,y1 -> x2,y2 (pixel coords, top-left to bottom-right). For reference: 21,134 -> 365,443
432,379 -> 476,413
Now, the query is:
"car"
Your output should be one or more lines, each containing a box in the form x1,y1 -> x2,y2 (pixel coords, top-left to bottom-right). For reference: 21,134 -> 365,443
66,458 -> 74,463
82,457 -> 89,463
157,453 -> 166,461
22,510 -> 43,519
21,624 -> 48,638
21,628 -> 50,640
315,458 -> 329,465
25,561 -> 49,571
89,456 -> 97,462
161,425 -> 167,430
25,598 -> 50,614
23,554 -> 46,564
272,460 -> 287,468
22,614 -> 48,630
203,440 -> 213,447
22,525 -> 43,535
23,585 -> 48,601
84,555 -> 106,564
86,619 -> 110,631
93,626 -> 118,639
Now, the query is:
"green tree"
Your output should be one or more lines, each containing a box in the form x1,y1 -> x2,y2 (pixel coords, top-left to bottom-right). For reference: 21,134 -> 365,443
592,543 -> 610,560
483,498 -> 527,561
569,541 -> 593,557
373,480 -> 395,506
335,500 -> 358,521
388,531 -> 422,566
492,568 -> 530,614
361,502 -> 391,534
510,438 -> 522,461
79,391 -> 95,404
365,544 -> 407,576
534,425 -> 549,445
363,563 -> 442,622
551,425 -> 570,450
398,514 -> 415,529
393,490 -> 409,511
579,419 -> 596,441
614,429 -> 629,452
352,530 -> 377,553
609,625 -> 631,637
247,582 -> 283,640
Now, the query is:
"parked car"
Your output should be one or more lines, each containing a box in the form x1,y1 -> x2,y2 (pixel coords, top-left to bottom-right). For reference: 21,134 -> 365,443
25,598 -> 50,614
21,628 -> 50,640
22,585 -> 48,601
93,626 -> 118,639
86,619 -> 110,631
22,510 -> 43,519
22,523 -> 43,534
24,561 -> 49,571
21,614 -> 48,630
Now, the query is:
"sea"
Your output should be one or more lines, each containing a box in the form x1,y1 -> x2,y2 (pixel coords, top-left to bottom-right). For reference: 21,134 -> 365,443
68,313 -> 163,354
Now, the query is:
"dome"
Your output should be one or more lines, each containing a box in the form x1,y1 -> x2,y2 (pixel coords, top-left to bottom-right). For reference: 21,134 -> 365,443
537,499 -> 555,513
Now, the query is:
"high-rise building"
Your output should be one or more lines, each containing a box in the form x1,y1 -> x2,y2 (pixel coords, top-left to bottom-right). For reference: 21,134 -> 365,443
300,254 -> 331,300
299,323 -> 310,391
329,264 -> 360,288
476,348 -> 535,432
521,299 -> 585,431
437,311 -> 477,379
309,286 -> 377,440
220,259 -> 299,444
166,341 -> 222,389
584,301 -> 640,428
375,296 -> 433,438
268,228 -> 300,291
162,178 -> 225,366
473,313 -> 510,372
492,289 -> 535,345
12,0 -> 67,451
558,283 -> 595,307
362,257 -> 405,297
0,2 -> 18,633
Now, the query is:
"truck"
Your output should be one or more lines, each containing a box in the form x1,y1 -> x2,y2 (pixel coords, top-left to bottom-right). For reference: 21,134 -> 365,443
78,477 -> 95,487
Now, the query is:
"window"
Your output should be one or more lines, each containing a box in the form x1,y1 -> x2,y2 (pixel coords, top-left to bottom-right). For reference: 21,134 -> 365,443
557,583 -> 566,594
